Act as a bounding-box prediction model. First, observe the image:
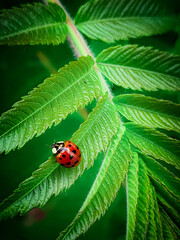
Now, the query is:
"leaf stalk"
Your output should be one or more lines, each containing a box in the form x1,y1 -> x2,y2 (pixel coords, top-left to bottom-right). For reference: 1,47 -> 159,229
48,0 -> 113,97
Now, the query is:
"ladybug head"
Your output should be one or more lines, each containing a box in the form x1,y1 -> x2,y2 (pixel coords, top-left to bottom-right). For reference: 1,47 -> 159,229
51,141 -> 65,155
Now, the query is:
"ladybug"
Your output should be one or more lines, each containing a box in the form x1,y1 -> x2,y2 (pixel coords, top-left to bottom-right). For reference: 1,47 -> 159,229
51,140 -> 81,168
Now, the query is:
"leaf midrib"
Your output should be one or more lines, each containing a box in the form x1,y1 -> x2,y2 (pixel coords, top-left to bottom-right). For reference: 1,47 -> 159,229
0,68 -> 94,140
0,160 -> 59,215
126,155 -> 139,240
76,16 -> 175,26
80,132 -> 124,209
62,147 -> 113,239
97,62 -> 180,82
0,21 -> 66,41
116,101 -> 180,119
72,96 -> 110,146
62,134 -> 124,239
126,128 -> 179,160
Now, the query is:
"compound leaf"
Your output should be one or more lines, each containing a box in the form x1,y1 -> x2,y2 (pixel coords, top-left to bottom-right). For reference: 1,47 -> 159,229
0,3 -> 67,45
125,123 -> 180,169
75,0 -> 176,43
0,56 -> 103,154
96,45 -> 180,91
142,155 -> 180,198
0,93 -> 120,220
151,177 -> 180,222
58,127 -> 131,240
114,94 -> 180,132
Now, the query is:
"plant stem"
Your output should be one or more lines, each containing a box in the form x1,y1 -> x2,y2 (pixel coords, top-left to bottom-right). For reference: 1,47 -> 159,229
48,0 -> 113,97
50,0 -> 92,57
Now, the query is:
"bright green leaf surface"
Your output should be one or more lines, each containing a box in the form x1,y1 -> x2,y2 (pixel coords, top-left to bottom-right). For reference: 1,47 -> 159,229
151,177 -> 180,217
134,158 -> 150,239
0,56 -> 103,154
126,152 -> 139,240
0,3 -> 67,45
96,45 -> 180,91
152,187 -> 163,240
125,123 -> 180,169
146,185 -> 157,240
114,94 -> 180,132
75,0 -> 176,43
0,156 -> 58,220
0,93 -> 120,220
150,177 -> 180,231
142,155 -> 180,198
0,0 -> 179,238
58,127 -> 131,240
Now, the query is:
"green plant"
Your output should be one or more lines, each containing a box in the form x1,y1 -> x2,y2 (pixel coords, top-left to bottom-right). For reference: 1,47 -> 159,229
0,0 -> 180,239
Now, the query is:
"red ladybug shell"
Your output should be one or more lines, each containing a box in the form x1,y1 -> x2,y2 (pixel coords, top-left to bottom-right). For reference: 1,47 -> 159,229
56,140 -> 81,168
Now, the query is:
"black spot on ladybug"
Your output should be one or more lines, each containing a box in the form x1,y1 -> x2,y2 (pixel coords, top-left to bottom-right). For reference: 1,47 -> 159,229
77,146 -> 79,150
68,141 -> 71,143
72,164 -> 75,167
66,162 -> 71,165
69,155 -> 73,160
59,157 -> 62,160
62,154 -> 66,158
75,160 -> 79,164
68,144 -> 71,147
79,153 -> 81,157
61,163 -> 64,166
72,150 -> 76,153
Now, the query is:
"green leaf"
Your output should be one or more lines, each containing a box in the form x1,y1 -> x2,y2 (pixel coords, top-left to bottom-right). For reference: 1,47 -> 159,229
134,157 -> 150,239
161,207 -> 180,239
150,174 -> 180,228
152,187 -> 163,240
125,123 -> 180,169
0,56 -> 103,154
58,127 -> 131,240
162,217 -> 175,240
126,152 -> 139,240
151,177 -> 180,220
75,0 -> 176,43
157,193 -> 179,223
114,94 -> 180,132
0,156 -> 58,220
0,93 -> 120,220
142,155 -> 180,198
146,185 -> 157,240
96,45 -> 180,91
71,94 -> 121,164
0,3 -> 67,45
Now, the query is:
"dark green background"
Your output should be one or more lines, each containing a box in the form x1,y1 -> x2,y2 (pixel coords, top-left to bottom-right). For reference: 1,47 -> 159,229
0,0 -> 179,239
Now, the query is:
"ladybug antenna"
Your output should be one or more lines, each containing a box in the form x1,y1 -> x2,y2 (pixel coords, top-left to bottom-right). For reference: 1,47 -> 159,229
51,143 -> 55,148
45,143 -> 52,148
